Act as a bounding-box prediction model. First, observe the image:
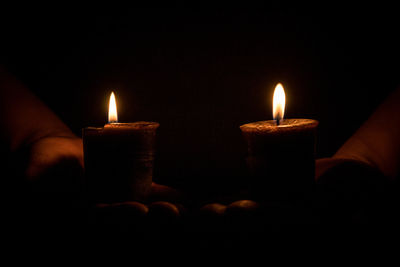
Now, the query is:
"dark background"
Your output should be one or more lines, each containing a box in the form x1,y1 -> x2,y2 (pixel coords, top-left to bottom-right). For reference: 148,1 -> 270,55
1,6 -> 398,193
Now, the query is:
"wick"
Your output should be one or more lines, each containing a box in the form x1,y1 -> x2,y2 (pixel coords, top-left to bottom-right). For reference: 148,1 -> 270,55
276,119 -> 280,126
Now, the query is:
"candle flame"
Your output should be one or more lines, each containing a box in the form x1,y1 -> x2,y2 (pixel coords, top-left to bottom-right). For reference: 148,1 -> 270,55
108,91 -> 118,123
273,83 -> 285,122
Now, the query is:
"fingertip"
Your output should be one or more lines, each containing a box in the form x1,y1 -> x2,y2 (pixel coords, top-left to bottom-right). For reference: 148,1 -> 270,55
200,203 -> 227,216
113,201 -> 149,216
150,182 -> 181,202
148,201 -> 181,220
227,200 -> 259,210
226,200 -> 260,215
92,201 -> 149,224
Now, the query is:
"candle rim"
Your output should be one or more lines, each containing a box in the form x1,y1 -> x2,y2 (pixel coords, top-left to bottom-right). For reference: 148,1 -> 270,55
104,121 -> 160,129
240,118 -> 318,133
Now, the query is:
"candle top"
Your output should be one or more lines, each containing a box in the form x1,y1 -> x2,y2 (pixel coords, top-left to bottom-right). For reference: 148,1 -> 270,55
240,119 -> 318,134
104,121 -> 159,129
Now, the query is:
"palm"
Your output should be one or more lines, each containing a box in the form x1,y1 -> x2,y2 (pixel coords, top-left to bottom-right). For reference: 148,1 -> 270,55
25,136 -> 84,192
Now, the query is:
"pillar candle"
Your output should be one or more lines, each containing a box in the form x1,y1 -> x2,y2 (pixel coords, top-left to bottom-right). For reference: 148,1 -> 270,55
240,84 -> 318,201
83,92 -> 159,203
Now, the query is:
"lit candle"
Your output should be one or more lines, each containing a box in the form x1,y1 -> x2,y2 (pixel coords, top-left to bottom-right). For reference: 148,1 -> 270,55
240,83 -> 318,201
83,92 -> 159,203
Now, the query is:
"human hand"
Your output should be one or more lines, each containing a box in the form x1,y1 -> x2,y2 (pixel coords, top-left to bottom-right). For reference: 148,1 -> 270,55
315,158 -> 390,222
91,182 -> 183,228
23,135 -> 84,194
196,158 -> 392,228
198,199 -> 315,232
7,134 -> 85,224
199,200 -> 261,231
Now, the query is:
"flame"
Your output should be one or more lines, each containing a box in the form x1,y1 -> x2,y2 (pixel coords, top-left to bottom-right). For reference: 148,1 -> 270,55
273,83 -> 285,122
108,91 -> 118,123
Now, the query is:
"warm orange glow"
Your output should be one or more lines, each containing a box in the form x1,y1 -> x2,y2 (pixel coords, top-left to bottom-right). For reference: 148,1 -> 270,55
273,83 -> 285,122
108,91 -> 118,123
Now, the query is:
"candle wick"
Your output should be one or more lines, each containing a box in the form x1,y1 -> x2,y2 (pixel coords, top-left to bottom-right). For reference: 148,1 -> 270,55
276,119 -> 280,126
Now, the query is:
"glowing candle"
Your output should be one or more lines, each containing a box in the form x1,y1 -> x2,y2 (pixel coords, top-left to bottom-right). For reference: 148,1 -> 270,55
83,92 -> 159,203
240,83 -> 318,201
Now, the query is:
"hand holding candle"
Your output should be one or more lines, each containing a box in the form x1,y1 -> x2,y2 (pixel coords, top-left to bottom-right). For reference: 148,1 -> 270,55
240,83 -> 318,201
83,92 -> 159,203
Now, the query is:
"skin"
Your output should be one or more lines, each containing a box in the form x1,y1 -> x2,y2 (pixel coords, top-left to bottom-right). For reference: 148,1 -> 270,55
1,66 -> 181,224
201,87 -> 400,222
333,87 -> 400,180
2,65 -> 398,224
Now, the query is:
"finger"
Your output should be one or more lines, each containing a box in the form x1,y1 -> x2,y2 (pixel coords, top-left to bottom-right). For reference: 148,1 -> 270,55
112,202 -> 149,216
315,158 -> 388,222
226,200 -> 260,213
147,201 -> 181,224
225,200 -> 260,220
93,201 -> 148,224
200,203 -> 227,216
198,203 -> 227,232
149,182 -> 182,202
315,158 -> 349,181
225,200 -> 261,231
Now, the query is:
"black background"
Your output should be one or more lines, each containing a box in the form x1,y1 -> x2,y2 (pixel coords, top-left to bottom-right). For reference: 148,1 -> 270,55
1,5 -> 398,192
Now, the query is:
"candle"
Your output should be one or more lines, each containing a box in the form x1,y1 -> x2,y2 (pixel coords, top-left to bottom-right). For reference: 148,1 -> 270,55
240,83 -> 318,201
83,92 -> 159,203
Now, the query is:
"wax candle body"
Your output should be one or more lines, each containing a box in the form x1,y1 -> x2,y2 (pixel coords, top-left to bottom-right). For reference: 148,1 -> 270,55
240,119 -> 318,201
83,122 -> 159,203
